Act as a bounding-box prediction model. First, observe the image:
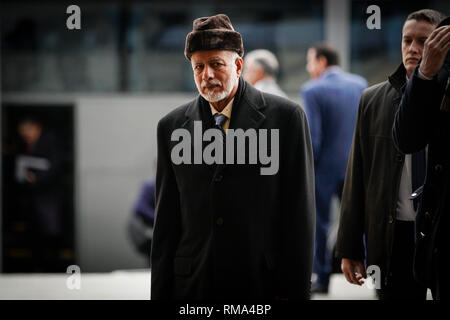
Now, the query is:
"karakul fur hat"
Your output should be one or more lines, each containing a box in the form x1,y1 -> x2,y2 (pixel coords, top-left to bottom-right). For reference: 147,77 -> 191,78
185,14 -> 244,60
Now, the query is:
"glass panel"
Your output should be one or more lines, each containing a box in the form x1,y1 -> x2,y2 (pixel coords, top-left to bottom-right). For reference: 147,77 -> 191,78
1,3 -> 120,92
1,1 -> 324,94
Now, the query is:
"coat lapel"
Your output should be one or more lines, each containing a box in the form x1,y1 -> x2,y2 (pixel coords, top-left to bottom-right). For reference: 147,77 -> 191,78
183,94 -> 216,173
214,79 -> 267,177
228,80 -> 266,132
184,94 -> 212,126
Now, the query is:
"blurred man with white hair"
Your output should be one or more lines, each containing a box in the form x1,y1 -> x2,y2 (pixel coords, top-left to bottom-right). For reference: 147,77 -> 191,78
243,49 -> 288,98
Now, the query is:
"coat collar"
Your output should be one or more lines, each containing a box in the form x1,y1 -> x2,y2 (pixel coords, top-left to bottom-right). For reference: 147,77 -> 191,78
184,77 -> 266,130
319,66 -> 342,79
388,63 -> 407,94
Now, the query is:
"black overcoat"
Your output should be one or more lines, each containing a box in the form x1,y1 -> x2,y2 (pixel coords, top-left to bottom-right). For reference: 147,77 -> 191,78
151,78 -> 315,300
393,17 -> 450,290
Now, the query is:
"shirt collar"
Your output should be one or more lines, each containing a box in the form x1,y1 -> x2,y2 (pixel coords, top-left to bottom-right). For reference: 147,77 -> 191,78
210,97 -> 234,120
320,65 -> 342,78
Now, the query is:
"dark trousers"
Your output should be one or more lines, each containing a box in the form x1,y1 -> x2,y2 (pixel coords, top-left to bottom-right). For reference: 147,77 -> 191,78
377,220 -> 427,300
314,180 -> 344,287
431,253 -> 449,300
431,211 -> 449,300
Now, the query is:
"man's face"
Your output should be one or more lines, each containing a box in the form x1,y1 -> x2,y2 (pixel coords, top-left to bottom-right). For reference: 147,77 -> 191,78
18,122 -> 42,146
402,19 -> 436,78
242,58 -> 264,85
191,50 -> 242,103
306,48 -> 326,79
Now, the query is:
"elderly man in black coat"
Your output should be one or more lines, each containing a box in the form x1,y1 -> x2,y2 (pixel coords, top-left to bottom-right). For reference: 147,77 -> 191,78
393,17 -> 450,300
150,14 -> 315,300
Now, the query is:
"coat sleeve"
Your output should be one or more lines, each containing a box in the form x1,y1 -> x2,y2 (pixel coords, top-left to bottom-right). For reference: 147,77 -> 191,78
277,107 -> 315,299
150,119 -> 182,300
335,93 -> 366,261
301,87 -> 322,164
392,67 -> 441,154
133,181 -> 156,222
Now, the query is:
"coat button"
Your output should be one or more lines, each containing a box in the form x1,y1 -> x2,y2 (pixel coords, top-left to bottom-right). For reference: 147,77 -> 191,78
425,211 -> 431,218
216,217 -> 224,226
214,174 -> 223,182
396,154 -> 403,162
388,216 -> 394,224
434,164 -> 443,172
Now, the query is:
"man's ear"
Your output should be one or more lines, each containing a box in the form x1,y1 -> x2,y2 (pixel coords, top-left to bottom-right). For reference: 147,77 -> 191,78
235,57 -> 244,77
318,55 -> 328,70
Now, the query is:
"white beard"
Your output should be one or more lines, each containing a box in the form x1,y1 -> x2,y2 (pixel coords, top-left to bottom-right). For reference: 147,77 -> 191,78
197,70 -> 238,103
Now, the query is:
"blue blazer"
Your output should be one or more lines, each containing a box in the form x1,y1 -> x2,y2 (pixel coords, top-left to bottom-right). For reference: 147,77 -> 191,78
301,67 -> 367,194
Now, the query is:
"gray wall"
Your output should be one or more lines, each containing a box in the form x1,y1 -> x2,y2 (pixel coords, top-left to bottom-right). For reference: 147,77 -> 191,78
76,94 -> 195,272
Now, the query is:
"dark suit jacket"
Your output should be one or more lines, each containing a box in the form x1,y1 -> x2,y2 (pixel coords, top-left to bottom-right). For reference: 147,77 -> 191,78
392,16 -> 450,288
151,78 -> 315,300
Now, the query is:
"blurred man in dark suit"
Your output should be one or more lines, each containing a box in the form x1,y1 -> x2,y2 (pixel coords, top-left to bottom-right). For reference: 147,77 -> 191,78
16,117 -> 64,272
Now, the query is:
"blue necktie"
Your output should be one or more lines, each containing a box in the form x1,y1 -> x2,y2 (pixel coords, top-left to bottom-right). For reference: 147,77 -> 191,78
213,113 -> 228,132
212,113 -> 228,162
213,113 -> 228,150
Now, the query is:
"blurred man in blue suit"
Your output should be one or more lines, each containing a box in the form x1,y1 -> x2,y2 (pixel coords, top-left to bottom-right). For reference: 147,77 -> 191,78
301,43 -> 367,293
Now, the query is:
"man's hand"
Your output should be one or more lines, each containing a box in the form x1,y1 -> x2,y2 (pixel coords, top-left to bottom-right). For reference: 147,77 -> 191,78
25,170 -> 36,184
419,25 -> 450,79
341,258 -> 366,286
